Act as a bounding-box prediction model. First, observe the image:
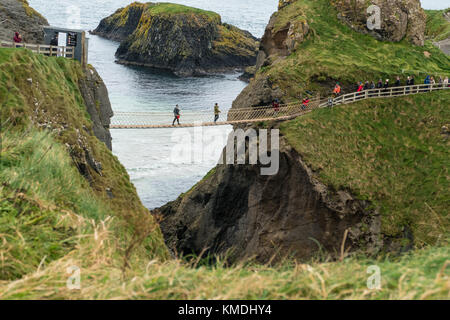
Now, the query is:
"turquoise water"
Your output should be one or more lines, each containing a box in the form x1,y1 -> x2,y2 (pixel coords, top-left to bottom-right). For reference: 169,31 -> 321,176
28,0 -> 278,208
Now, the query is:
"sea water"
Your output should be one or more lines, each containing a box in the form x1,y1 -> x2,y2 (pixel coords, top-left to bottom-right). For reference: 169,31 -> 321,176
28,0 -> 278,208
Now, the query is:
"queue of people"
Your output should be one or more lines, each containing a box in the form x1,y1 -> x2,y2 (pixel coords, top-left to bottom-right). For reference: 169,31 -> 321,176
333,74 -> 449,97
171,71 -> 448,125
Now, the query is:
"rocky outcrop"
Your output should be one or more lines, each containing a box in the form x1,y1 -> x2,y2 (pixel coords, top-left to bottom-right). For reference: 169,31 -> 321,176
0,0 -> 48,43
232,4 -> 309,109
331,0 -> 426,46
233,76 -> 284,110
93,2 -> 259,76
256,14 -> 309,70
79,66 -> 114,150
157,127 -> 382,263
91,2 -> 146,42
278,0 -> 296,11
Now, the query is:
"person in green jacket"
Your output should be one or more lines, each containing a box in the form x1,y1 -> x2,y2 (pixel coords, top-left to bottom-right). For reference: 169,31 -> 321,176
214,103 -> 221,124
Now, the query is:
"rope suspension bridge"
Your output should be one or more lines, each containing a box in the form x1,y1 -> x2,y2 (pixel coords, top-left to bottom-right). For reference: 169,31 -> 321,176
110,83 -> 449,129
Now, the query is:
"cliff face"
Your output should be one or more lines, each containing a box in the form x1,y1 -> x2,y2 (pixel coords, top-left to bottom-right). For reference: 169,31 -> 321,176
0,0 -> 48,43
92,2 -> 146,42
331,0 -> 427,46
79,66 -> 114,150
158,130 -> 382,263
158,90 -> 450,263
93,2 -> 259,76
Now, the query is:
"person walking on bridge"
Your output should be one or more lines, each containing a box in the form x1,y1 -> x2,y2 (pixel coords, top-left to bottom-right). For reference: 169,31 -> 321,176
214,103 -> 221,124
172,104 -> 181,126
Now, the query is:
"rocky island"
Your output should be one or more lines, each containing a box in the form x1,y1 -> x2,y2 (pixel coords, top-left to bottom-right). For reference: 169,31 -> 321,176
93,2 -> 259,76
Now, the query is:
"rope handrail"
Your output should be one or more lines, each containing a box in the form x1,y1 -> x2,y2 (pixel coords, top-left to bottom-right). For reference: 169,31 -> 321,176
110,83 -> 448,129
113,97 -> 321,116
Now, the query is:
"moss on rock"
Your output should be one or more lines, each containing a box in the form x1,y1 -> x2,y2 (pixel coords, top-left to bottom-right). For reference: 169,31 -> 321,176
93,2 -> 259,76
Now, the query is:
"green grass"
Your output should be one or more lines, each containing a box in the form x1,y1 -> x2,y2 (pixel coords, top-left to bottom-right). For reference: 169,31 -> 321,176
0,48 -> 169,280
0,236 -> 448,299
0,130 -> 109,280
0,2 -> 449,298
425,9 -> 450,42
145,2 -> 220,21
104,2 -> 221,30
281,91 -> 450,246
257,0 -> 450,101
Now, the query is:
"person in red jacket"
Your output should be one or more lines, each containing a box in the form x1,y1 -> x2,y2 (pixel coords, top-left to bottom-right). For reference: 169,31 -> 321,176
13,32 -> 22,44
357,82 -> 364,92
333,83 -> 341,97
302,98 -> 310,110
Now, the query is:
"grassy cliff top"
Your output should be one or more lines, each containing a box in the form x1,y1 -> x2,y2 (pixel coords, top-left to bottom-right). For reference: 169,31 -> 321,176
258,0 -> 450,100
425,9 -> 450,42
108,1 -> 221,27
145,2 -> 220,20
0,48 -> 168,280
281,91 -> 450,246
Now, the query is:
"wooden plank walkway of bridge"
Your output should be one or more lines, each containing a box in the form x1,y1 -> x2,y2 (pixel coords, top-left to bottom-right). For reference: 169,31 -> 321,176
110,113 -> 309,129
110,84 -> 449,129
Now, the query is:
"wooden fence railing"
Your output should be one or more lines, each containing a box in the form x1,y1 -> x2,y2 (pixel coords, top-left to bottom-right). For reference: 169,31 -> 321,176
318,83 -> 449,108
0,41 -> 75,58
